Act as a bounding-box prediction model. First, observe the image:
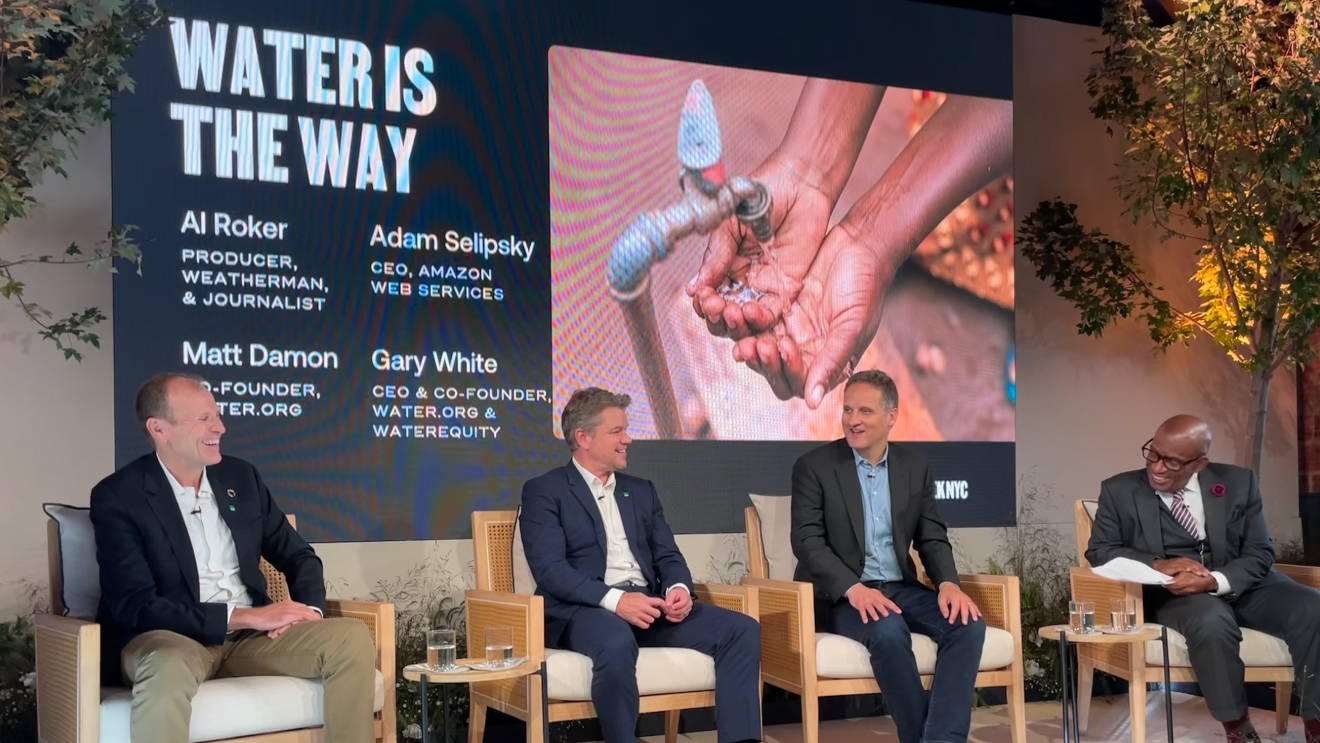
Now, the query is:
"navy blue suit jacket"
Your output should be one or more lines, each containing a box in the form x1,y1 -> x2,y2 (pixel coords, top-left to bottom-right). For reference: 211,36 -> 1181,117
519,462 -> 694,646
90,453 -> 325,682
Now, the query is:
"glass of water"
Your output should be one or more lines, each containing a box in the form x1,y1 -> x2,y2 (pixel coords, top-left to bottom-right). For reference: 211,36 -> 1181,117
485,626 -> 514,667
1109,599 -> 1130,632
1069,600 -> 1096,633
427,629 -> 456,671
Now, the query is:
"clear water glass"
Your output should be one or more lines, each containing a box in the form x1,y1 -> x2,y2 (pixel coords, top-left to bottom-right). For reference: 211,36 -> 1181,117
1110,599 -> 1129,631
427,629 -> 456,671
1069,600 -> 1096,633
485,626 -> 513,667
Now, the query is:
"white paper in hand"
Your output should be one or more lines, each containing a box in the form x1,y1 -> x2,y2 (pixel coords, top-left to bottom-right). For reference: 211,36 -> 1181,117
1092,557 -> 1173,585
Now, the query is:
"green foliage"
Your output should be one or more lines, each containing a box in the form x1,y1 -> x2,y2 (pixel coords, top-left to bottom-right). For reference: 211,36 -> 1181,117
0,1 -> 163,360
985,477 -> 1077,699
0,616 -> 37,742
1018,0 -> 1320,470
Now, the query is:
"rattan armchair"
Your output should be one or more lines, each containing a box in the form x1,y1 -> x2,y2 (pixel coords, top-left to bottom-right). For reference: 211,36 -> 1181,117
1071,499 -> 1320,740
35,511 -> 397,743
466,510 -> 759,743
743,503 -> 1026,743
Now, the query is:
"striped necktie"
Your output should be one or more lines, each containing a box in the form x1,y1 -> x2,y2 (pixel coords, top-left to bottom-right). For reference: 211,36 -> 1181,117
1168,490 -> 1202,541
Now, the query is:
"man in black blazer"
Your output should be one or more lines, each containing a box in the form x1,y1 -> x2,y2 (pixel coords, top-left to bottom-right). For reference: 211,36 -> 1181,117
1087,414 -> 1320,743
91,373 -> 375,743
520,387 -> 761,743
791,370 -> 984,743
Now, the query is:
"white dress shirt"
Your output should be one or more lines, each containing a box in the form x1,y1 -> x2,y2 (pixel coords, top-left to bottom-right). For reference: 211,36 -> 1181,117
1157,472 -> 1231,596
158,456 -> 252,621
571,458 -> 688,614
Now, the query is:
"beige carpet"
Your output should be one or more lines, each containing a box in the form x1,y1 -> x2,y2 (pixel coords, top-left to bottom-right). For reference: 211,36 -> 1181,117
639,692 -> 1305,742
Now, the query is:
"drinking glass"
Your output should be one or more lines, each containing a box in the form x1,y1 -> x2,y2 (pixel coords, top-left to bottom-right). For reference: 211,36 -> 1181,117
427,629 -> 456,671
1109,599 -> 1130,631
485,626 -> 514,667
1069,600 -> 1096,633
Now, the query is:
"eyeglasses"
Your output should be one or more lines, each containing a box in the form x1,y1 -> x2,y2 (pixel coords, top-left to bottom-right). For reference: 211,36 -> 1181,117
1141,439 -> 1204,472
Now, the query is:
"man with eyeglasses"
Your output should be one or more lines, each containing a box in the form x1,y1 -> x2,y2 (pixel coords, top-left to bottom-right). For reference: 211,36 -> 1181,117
1087,414 -> 1320,743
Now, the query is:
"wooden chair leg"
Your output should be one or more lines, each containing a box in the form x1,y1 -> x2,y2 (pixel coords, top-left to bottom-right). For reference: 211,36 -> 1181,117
1277,681 -> 1293,735
1129,679 -> 1148,743
1076,658 -> 1095,734
469,700 -> 487,743
1006,678 -> 1027,743
664,709 -> 680,743
525,676 -> 546,743
802,691 -> 820,743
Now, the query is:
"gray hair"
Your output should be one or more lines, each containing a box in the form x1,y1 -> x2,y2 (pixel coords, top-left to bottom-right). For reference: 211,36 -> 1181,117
135,372 -> 207,440
561,387 -> 631,450
845,370 -> 898,410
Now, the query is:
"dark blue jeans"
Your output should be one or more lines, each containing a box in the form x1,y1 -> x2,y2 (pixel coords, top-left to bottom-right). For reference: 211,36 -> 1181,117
831,581 -> 985,743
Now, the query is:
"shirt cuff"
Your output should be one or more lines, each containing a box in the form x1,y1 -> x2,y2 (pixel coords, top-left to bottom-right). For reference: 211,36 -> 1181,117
226,604 -> 236,624
310,606 -> 323,617
1212,571 -> 1231,596
665,584 -> 690,599
600,588 -> 624,614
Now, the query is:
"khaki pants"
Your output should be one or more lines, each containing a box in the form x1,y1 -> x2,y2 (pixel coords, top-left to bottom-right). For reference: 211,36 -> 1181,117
121,617 -> 376,743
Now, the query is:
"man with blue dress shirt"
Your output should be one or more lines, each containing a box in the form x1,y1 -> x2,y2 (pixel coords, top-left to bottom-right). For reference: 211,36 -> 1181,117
790,370 -> 985,743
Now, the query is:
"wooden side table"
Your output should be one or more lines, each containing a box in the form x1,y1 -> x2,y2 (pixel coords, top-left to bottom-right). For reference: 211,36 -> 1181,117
405,659 -> 549,743
1037,624 -> 1172,743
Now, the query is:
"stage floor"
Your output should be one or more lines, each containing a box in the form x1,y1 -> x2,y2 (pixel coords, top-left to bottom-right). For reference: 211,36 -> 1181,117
640,692 -> 1305,742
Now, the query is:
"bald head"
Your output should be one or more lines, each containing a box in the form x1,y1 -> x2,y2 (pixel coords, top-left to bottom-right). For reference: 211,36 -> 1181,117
1143,414 -> 1212,492
1156,414 -> 1213,452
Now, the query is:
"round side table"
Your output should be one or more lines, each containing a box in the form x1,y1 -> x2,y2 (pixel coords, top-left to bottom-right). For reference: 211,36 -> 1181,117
404,659 -> 548,743
1037,624 -> 1172,743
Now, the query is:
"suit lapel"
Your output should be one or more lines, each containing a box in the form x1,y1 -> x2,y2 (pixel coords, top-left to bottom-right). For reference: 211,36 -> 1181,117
832,444 -> 867,553
613,481 -> 652,584
1133,473 -> 1166,558
565,464 -> 607,550
1198,467 -> 1229,564
143,461 -> 201,601
208,471 -> 249,559
885,445 -> 908,551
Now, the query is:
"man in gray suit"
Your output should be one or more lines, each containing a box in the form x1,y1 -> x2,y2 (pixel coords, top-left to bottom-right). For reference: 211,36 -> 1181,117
1087,414 -> 1320,743
791,370 -> 985,743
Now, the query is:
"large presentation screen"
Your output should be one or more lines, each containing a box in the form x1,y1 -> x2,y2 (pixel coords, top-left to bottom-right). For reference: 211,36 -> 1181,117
112,0 -> 1016,541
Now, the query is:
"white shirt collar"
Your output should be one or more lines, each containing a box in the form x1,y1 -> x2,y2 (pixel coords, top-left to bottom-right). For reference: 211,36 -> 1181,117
1158,471 -> 1201,498
156,454 -> 213,499
571,456 -> 615,493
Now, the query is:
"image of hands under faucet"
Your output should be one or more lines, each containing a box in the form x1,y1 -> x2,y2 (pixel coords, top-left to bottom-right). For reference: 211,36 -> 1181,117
687,81 -> 1013,409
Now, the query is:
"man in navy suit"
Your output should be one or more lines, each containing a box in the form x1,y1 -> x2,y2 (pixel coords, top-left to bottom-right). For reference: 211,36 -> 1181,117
520,387 -> 762,743
91,373 -> 376,742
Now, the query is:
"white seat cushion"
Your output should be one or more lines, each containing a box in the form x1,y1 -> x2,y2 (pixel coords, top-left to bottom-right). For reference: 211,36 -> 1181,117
98,669 -> 386,743
1143,624 -> 1293,668
749,494 -> 797,580
815,627 -> 1017,678
546,647 -> 715,701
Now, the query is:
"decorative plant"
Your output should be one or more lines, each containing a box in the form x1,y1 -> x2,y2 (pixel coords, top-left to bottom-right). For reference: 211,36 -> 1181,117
0,616 -> 37,741
984,477 -> 1077,699
1017,0 -> 1320,473
0,0 -> 163,360
371,555 -> 472,741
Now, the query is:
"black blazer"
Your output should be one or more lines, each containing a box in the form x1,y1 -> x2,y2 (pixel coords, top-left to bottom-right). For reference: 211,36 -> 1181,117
90,453 -> 325,680
790,439 -> 959,602
1085,463 -> 1279,598
519,463 -> 694,646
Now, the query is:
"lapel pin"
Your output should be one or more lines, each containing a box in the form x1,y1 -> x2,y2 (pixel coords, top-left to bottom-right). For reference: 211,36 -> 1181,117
227,489 -> 236,498
229,505 -> 237,511
1212,484 -> 1226,496
623,491 -> 630,498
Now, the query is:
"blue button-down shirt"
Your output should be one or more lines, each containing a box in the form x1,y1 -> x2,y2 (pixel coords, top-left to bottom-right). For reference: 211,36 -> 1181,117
856,447 -> 902,583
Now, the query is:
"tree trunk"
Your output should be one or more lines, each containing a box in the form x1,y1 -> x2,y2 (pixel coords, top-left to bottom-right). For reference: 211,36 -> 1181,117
1246,365 -> 1272,475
